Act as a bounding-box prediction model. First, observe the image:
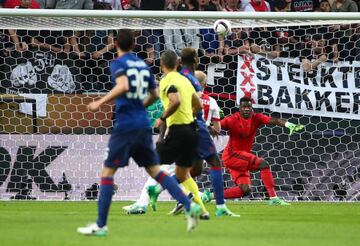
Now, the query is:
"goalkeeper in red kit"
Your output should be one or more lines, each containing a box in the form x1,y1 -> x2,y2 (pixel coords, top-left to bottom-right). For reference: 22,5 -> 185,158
202,95 -> 304,205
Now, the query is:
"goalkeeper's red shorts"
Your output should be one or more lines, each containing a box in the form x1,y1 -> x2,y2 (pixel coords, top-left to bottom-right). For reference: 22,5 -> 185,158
222,150 -> 263,185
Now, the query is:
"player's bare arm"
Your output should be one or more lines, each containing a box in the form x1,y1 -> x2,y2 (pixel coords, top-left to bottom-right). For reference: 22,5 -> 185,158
88,75 -> 129,112
191,92 -> 202,116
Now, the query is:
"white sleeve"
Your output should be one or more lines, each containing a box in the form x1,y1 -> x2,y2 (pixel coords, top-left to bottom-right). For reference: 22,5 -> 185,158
243,4 -> 254,12
209,97 -> 220,122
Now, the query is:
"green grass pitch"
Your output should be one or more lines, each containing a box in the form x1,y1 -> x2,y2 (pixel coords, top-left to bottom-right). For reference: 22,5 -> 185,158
1,201 -> 360,246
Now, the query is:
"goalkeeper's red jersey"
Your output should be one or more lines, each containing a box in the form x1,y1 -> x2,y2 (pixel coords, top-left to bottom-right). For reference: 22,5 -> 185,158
221,112 -> 271,153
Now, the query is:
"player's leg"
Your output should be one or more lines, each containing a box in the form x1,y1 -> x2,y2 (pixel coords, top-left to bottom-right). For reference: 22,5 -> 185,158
147,165 -> 177,211
191,125 -> 238,216
145,165 -> 201,232
256,159 -> 290,205
122,176 -> 156,214
123,164 -> 174,214
174,126 -> 207,217
224,169 -> 252,198
134,129 -> 201,232
77,166 -> 116,236
208,151 -> 251,200
78,131 -> 129,236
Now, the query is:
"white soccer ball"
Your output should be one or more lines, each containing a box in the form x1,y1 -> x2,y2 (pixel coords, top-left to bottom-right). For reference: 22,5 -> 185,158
213,19 -> 232,37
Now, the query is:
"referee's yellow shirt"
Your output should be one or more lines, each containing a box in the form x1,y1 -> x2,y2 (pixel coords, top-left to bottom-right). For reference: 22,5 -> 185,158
159,71 -> 196,127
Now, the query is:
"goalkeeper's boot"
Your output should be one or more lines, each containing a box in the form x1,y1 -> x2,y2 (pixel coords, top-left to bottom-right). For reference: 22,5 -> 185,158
200,211 -> 210,220
147,185 -> 161,211
201,189 -> 213,203
268,197 -> 290,206
215,206 -> 240,217
77,223 -> 108,237
122,204 -> 147,214
185,202 -> 201,232
169,193 -> 194,216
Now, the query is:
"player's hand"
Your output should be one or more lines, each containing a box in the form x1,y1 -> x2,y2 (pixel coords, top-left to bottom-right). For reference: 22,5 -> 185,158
208,125 -> 220,138
87,100 -> 101,112
219,109 -> 224,119
153,118 -> 164,129
286,122 -> 305,135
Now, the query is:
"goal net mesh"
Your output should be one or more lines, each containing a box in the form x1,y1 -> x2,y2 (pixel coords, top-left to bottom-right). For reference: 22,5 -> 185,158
0,12 -> 359,201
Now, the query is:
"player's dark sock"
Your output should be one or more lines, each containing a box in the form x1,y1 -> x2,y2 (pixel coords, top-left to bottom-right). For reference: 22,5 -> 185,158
96,177 -> 114,227
155,171 -> 191,211
260,167 -> 276,197
210,167 -> 225,205
224,186 -> 244,199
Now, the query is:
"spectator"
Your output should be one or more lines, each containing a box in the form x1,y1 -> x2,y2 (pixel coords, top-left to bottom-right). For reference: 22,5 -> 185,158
291,0 -> 320,12
112,0 -> 139,10
267,0 -> 292,10
5,0 -> 40,52
224,28 -> 250,56
45,0 -> 93,9
302,33 -> 339,72
93,0 -> 112,10
4,0 -> 40,8
45,0 -> 93,58
223,0 -> 241,11
197,0 -> 223,11
163,0 -> 200,56
198,4 -> 225,68
140,0 -> 165,10
36,0 -> 45,8
240,0 -> 250,10
255,1 -> 303,59
133,30 -> 156,66
317,0 -> 331,11
331,0 -> 358,11
273,0 -> 291,11
244,0 -> 271,12
184,0 -> 198,10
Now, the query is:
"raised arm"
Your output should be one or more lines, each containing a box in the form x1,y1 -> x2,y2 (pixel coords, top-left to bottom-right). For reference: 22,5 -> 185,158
268,117 -> 304,135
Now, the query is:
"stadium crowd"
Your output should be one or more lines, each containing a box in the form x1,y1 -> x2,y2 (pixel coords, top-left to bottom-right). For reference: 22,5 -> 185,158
1,0 -> 360,92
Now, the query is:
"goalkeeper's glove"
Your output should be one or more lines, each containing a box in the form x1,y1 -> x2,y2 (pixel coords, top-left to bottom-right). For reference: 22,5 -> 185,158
285,122 -> 304,135
219,109 -> 224,119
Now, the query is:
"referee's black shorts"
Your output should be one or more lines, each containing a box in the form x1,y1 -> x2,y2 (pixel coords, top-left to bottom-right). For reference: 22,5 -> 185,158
156,122 -> 198,167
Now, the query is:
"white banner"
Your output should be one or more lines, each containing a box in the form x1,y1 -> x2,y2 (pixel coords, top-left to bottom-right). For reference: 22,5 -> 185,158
236,54 -> 360,120
0,134 -> 228,201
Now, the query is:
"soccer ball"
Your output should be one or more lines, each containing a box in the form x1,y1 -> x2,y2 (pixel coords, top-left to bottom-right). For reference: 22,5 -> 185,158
213,19 -> 232,37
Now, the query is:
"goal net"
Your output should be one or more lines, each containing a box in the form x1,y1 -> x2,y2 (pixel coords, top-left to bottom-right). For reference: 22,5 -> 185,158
0,9 -> 359,201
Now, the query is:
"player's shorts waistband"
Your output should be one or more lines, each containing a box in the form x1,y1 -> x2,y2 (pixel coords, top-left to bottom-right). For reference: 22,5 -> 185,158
168,121 -> 197,130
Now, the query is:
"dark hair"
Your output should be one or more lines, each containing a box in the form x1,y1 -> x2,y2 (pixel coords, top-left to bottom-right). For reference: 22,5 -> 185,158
177,3 -> 189,11
180,47 -> 197,66
320,0 -> 329,3
161,50 -> 178,69
274,0 -> 288,10
116,29 -> 133,52
239,97 -> 252,105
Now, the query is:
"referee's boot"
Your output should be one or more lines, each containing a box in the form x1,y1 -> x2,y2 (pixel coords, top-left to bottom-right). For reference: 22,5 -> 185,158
169,193 -> 194,215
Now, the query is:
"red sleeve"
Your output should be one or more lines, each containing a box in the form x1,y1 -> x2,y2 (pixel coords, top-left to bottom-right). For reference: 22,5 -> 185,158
31,1 -> 40,8
254,113 -> 271,126
220,116 -> 232,130
4,0 -> 18,8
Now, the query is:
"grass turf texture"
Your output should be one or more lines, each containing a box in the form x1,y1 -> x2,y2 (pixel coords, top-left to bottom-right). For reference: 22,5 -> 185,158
0,201 -> 359,246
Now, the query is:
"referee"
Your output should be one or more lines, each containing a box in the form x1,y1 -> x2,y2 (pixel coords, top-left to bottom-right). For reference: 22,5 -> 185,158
153,50 -> 205,212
